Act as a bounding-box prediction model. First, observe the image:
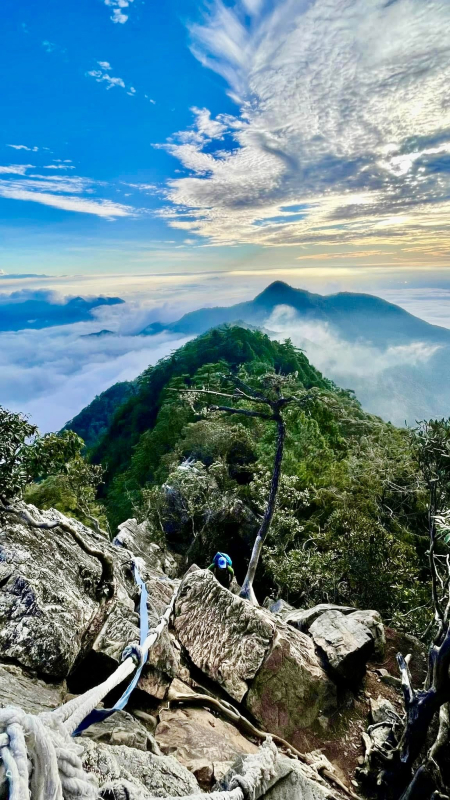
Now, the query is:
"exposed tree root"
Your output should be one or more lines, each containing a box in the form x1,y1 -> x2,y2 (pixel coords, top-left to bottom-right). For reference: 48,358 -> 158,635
168,686 -> 363,800
1,504 -> 115,599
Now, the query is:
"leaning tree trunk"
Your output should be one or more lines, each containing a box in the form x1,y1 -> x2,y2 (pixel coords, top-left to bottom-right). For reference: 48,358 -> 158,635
239,415 -> 285,604
380,627 -> 450,799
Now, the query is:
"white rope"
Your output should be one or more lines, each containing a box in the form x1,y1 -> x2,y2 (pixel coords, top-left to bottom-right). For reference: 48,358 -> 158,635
0,554 -> 279,800
0,707 -> 98,800
0,581 -> 180,799
55,582 -> 178,736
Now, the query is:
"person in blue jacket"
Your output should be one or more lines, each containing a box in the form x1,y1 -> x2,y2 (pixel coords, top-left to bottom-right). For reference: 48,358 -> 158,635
208,552 -> 234,589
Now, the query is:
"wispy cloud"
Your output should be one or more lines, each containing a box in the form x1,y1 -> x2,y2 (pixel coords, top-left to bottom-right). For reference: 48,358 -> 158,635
7,144 -> 39,152
104,0 -> 134,25
0,165 -> 136,219
0,182 -> 134,218
41,40 -> 66,55
86,61 -> 137,95
42,163 -> 75,170
159,0 -> 450,261
0,165 -> 34,175
87,61 -> 126,90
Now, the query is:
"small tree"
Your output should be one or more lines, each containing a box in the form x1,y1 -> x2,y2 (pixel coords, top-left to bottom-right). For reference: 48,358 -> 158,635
0,405 -> 114,597
0,406 -> 82,505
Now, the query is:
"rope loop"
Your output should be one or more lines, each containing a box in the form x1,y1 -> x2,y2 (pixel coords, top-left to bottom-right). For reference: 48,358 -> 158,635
121,643 -> 144,666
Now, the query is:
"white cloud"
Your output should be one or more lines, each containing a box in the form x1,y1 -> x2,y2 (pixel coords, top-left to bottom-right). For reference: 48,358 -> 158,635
159,0 -> 450,259
104,0 -> 134,24
0,165 -> 34,175
7,144 -> 38,152
86,61 -> 135,93
266,304 -> 444,424
0,181 -> 134,218
87,68 -> 125,90
42,164 -> 76,170
0,301 -> 190,432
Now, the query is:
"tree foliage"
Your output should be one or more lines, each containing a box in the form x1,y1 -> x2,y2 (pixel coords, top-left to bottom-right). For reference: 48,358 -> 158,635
0,405 -> 106,531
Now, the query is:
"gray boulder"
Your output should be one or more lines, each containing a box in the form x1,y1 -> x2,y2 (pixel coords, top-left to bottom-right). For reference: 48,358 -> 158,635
81,709 -> 161,753
0,663 -> 64,714
309,610 -> 374,681
81,739 -> 200,798
246,621 -> 336,737
174,570 -> 274,702
156,703 -> 258,789
0,505 -> 112,678
348,609 -> 385,658
283,603 -> 356,632
115,518 -> 179,579
174,571 -> 336,741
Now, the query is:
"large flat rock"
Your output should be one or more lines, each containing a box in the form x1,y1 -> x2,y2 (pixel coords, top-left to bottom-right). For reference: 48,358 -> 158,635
174,570 -> 275,702
174,571 -> 336,739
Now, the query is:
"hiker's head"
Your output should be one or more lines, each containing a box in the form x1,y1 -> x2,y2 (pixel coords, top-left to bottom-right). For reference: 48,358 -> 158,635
214,552 -> 232,570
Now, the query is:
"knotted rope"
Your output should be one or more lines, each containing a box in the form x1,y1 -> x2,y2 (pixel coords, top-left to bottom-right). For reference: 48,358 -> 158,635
0,706 -> 98,800
0,576 -> 179,800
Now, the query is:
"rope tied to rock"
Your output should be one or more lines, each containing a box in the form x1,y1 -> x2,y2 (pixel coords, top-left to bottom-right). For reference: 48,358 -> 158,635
0,568 -> 180,800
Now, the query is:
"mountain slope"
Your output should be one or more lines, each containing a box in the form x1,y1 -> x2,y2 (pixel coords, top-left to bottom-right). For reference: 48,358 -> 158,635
61,380 -> 137,449
140,281 -> 450,348
91,327 -> 331,494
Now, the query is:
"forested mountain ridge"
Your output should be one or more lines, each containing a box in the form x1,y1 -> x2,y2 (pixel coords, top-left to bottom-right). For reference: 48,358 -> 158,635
140,281 -> 450,348
61,380 -> 137,449
90,325 -> 332,494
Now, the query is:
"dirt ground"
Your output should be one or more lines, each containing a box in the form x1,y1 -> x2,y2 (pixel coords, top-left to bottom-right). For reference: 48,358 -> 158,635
289,627 -> 428,793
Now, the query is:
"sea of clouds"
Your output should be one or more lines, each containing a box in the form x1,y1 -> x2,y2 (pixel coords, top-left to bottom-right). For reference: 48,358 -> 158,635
0,297 -> 191,432
1,277 -> 450,432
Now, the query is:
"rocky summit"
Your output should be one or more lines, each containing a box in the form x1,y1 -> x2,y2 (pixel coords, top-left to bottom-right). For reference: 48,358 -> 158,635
0,504 -> 419,799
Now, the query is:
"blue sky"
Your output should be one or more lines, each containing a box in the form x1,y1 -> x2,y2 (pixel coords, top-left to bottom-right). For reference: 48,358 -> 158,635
2,0 -> 450,288
2,0 -> 450,431
1,0 -> 238,271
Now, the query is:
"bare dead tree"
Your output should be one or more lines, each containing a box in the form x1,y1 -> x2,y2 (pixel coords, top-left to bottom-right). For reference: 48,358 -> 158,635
172,373 -> 314,604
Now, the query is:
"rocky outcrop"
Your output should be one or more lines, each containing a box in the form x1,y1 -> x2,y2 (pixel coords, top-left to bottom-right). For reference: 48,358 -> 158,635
0,506 -> 106,678
174,571 -> 336,740
174,570 -> 274,702
0,505 -> 388,799
0,504 -> 181,700
309,610 -> 374,681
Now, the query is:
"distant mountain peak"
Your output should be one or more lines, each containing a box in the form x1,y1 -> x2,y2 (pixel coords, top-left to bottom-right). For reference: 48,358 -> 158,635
255,280 -> 302,300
